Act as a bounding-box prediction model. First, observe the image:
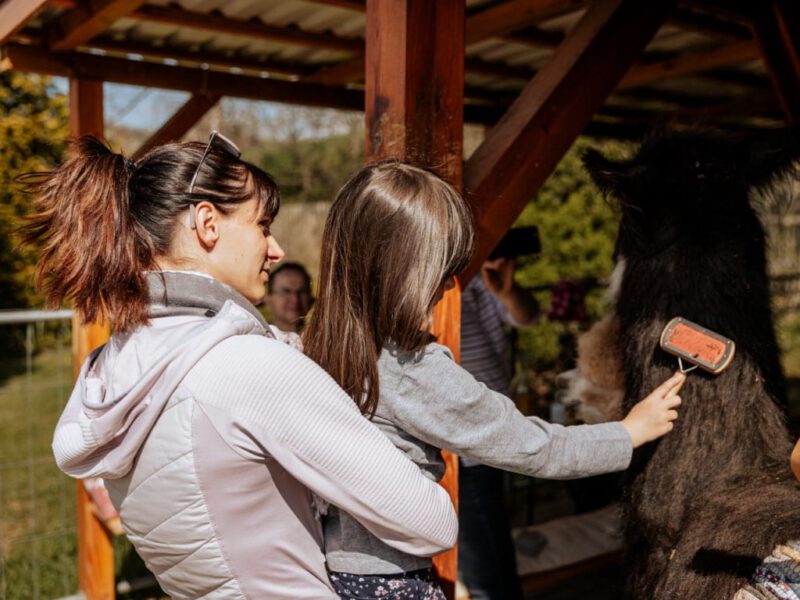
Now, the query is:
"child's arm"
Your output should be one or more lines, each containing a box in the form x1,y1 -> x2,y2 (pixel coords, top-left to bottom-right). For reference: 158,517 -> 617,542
385,344 -> 681,480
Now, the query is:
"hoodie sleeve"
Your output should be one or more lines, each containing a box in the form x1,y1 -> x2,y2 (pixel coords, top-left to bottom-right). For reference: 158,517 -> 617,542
185,335 -> 457,558
385,343 -> 632,479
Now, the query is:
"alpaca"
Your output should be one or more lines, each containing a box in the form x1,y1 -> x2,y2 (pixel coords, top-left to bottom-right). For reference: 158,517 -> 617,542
556,314 -> 624,424
581,129 -> 800,599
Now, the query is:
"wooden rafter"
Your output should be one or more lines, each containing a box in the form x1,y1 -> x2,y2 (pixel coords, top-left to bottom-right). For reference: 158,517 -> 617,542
465,39 -> 759,90
619,40 -> 759,88
461,0 -> 675,282
464,0 -> 587,46
40,0 -> 363,53
1,44 -> 363,110
80,36 -> 315,78
670,6 -> 752,40
48,0 -> 145,51
749,3 -> 800,124
131,4 -> 362,53
132,93 -> 221,161
0,0 -> 48,45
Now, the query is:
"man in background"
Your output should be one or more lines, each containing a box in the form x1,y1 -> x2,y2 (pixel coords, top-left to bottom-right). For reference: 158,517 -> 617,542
265,262 -> 314,333
459,233 -> 540,600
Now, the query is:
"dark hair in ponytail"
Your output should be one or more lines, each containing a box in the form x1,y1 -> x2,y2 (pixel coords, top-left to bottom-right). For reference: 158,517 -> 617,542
21,135 -> 279,332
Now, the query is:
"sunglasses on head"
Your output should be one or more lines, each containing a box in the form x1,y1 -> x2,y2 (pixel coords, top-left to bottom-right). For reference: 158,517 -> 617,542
187,130 -> 242,229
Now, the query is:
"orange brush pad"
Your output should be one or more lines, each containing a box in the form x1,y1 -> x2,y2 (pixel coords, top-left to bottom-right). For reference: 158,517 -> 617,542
666,322 -> 726,364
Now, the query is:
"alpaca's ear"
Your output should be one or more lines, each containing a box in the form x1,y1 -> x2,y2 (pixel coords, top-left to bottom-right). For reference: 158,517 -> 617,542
582,149 -> 632,196
746,128 -> 800,187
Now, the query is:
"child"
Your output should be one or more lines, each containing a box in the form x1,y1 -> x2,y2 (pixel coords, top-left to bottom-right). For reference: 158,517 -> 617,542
303,161 -> 683,599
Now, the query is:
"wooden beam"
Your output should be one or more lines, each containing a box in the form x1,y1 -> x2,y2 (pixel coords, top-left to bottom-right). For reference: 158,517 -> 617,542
0,0 -> 48,45
306,0 -> 587,86
49,0 -> 145,51
306,0 -> 365,9
619,40 -> 759,88
82,36 -> 315,78
2,44 -> 363,111
131,4 -> 362,53
670,7 -> 752,40
749,3 -> 800,124
132,93 -> 221,161
465,0 -> 586,46
364,1 -> 464,595
69,76 -> 114,600
365,0 -> 464,180
462,0 -> 675,282
466,40 -> 759,89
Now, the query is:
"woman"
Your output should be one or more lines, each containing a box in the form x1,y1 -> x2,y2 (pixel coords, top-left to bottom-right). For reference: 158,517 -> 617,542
302,161 -> 683,598
24,135 -> 457,599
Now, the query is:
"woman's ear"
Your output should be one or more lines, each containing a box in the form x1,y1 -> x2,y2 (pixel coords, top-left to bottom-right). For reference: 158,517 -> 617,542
194,201 -> 220,249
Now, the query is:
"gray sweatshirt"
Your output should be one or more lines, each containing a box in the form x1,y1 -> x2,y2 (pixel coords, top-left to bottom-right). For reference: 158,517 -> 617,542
323,342 -> 633,574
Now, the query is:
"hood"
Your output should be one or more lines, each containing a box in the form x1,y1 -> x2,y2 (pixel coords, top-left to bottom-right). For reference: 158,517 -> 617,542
52,272 -> 274,479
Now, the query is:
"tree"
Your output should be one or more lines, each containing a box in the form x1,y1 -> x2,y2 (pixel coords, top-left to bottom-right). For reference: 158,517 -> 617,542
513,137 -> 631,370
0,72 -> 68,310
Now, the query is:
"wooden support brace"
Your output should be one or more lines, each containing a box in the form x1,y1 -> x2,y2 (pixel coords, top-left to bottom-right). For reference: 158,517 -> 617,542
49,0 -> 146,51
0,0 -> 48,45
773,0 -> 800,82
749,3 -> 800,124
461,0 -> 675,282
132,93 -> 221,160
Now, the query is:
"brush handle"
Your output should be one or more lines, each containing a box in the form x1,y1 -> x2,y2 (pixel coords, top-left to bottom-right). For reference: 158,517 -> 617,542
666,374 -> 685,398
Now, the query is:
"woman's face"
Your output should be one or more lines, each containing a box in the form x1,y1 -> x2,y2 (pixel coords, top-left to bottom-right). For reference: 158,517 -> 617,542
203,197 -> 284,304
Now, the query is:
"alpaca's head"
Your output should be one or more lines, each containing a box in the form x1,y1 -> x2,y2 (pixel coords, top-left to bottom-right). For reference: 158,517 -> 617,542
581,129 -> 799,411
583,129 -> 800,264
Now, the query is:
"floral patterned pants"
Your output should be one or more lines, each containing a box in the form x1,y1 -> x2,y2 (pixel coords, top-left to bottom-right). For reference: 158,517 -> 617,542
329,568 -> 446,600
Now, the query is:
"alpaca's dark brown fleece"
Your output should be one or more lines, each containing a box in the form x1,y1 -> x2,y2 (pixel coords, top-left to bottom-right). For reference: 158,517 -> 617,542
583,129 -> 800,599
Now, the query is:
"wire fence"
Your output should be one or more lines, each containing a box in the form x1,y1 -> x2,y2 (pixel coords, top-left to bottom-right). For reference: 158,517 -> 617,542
0,310 -> 77,600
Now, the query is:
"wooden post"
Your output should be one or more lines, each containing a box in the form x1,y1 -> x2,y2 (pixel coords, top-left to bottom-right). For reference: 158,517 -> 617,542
364,1 -> 464,596
69,77 -> 115,600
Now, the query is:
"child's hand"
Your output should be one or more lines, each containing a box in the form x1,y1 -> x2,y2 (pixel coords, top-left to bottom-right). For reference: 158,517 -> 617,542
620,372 -> 684,448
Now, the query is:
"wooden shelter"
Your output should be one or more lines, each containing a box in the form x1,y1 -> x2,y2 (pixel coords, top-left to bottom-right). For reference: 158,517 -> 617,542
1,0 -> 798,598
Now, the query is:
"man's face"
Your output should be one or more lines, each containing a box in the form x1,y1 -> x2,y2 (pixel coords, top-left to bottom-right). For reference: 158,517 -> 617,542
266,270 -> 313,332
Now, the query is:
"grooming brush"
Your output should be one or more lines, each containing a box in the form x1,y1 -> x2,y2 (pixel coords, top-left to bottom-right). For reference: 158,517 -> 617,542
659,317 -> 736,396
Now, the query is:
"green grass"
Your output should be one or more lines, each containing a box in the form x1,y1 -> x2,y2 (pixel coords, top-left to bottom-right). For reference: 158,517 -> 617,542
0,338 -> 77,600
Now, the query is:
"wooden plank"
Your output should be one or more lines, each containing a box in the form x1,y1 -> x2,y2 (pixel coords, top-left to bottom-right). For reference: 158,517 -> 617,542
2,44 -> 364,111
131,4 -> 362,53
132,93 -> 221,161
462,0 -> 675,283
0,0 -> 48,45
49,0 -> 145,51
70,77 -> 114,600
749,4 -> 800,124
364,1 -> 464,595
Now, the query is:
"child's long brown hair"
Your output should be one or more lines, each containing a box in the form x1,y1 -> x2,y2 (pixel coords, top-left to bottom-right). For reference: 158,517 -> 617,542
303,161 -> 474,416
20,136 -> 279,332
